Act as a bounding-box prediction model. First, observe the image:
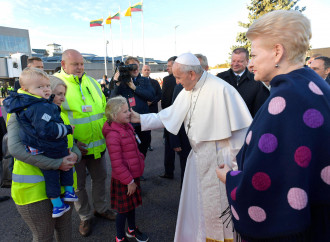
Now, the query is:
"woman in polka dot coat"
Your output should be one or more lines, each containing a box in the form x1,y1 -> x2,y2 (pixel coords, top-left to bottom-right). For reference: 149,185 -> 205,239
217,10 -> 330,242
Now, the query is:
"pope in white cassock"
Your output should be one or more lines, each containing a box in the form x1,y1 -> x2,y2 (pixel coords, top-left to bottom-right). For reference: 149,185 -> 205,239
130,53 -> 252,242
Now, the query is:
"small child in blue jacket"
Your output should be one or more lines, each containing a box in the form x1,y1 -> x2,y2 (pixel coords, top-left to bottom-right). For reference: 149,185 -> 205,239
4,67 -> 77,218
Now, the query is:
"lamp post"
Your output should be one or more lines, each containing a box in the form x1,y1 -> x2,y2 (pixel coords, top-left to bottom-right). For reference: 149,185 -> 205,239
174,25 -> 179,55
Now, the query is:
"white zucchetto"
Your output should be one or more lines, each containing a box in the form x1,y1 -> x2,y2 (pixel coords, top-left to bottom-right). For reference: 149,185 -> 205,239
175,53 -> 201,66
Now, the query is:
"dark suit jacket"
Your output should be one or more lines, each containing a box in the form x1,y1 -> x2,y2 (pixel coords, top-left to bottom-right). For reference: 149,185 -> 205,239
217,68 -> 269,117
161,74 -> 177,109
326,76 -> 330,85
148,77 -> 162,113
169,84 -> 191,153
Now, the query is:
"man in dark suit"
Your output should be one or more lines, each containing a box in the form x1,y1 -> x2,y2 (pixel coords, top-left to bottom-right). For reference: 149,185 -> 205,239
142,64 -> 162,151
217,48 -> 269,117
159,56 -> 177,179
310,56 -> 330,85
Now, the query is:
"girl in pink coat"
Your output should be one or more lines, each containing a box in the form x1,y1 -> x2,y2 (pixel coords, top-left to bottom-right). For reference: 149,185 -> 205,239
102,96 -> 149,242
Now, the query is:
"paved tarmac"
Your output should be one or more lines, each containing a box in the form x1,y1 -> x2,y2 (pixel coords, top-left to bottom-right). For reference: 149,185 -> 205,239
0,101 -> 183,241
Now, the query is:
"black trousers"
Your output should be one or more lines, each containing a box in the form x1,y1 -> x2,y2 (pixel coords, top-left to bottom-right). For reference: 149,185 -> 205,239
134,125 -> 151,157
163,129 -> 176,176
41,168 -> 73,198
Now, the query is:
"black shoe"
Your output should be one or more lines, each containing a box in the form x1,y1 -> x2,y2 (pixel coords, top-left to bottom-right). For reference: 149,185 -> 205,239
148,146 -> 153,151
126,227 -> 149,242
159,173 -> 174,179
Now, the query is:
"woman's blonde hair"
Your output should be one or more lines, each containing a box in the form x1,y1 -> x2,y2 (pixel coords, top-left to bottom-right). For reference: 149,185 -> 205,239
49,75 -> 67,93
246,10 -> 311,64
105,96 -> 128,123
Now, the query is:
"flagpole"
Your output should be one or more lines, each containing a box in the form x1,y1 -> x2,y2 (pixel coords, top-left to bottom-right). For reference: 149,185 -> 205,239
141,0 -> 145,66
129,1 -> 133,56
119,7 -> 124,62
102,23 -> 108,76
109,22 -> 115,74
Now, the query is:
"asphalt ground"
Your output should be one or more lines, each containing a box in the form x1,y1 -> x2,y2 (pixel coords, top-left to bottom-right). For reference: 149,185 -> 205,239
0,102 -> 183,242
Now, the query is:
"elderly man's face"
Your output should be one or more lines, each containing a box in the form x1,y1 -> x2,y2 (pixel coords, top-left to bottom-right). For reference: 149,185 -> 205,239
231,52 -> 249,74
173,63 -> 196,91
62,51 -> 84,78
28,60 -> 44,70
310,59 -> 329,79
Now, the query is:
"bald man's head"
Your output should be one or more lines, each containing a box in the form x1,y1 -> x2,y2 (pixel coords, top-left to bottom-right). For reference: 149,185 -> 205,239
61,49 -> 84,78
142,65 -> 151,77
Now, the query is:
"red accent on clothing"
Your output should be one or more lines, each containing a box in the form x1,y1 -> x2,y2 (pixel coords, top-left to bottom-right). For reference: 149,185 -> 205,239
102,121 -> 145,185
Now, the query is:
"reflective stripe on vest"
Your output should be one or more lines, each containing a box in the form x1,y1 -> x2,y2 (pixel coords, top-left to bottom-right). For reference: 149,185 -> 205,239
12,173 -> 44,183
87,76 -> 103,99
67,113 -> 104,125
87,139 -> 105,149
12,167 -> 76,184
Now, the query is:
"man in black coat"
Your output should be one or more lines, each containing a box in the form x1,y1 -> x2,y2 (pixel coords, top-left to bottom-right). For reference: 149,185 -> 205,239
310,56 -> 330,85
217,48 -> 269,117
142,64 -> 162,151
159,56 -> 177,179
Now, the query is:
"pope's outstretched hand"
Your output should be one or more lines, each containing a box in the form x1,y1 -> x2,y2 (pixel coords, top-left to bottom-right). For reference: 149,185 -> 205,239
130,108 -> 141,123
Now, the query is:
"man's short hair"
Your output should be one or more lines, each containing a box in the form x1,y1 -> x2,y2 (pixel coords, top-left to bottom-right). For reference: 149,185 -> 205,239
19,67 -> 49,87
232,48 -> 249,60
125,56 -> 139,65
167,56 -> 177,62
27,56 -> 42,64
315,56 -> 330,70
195,54 -> 208,69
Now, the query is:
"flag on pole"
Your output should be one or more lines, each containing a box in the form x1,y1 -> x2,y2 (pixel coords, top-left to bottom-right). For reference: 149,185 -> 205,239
105,16 -> 111,25
125,7 -> 131,17
131,2 -> 143,12
90,18 -> 103,27
111,11 -> 121,20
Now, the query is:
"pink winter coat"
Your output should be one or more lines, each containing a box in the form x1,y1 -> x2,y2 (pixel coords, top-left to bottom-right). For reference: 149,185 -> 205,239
102,121 -> 145,185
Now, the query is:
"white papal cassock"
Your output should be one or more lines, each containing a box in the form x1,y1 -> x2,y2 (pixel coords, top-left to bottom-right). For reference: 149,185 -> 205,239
141,71 -> 252,242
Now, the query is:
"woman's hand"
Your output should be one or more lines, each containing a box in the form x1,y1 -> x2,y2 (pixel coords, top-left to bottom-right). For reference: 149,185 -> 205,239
68,151 -> 78,162
130,108 -> 141,123
127,182 -> 137,196
216,164 -> 231,184
59,155 -> 76,171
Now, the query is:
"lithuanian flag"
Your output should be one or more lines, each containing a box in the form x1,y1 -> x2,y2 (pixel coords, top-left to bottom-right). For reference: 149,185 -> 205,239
125,7 -> 131,17
90,18 -> 103,27
111,11 -> 120,20
105,16 -> 111,25
131,2 -> 143,12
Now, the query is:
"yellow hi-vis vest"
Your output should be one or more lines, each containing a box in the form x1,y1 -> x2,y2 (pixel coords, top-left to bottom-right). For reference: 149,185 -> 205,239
54,70 -> 106,159
11,112 -> 77,205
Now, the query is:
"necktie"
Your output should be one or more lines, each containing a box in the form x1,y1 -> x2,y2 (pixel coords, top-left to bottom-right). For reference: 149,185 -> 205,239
236,75 -> 241,85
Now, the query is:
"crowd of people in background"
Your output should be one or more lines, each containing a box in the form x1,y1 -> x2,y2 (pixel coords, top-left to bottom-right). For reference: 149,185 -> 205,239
0,9 -> 329,242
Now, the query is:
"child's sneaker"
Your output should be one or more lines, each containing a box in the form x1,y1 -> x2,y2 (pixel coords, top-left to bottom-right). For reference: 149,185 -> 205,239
116,236 -> 129,242
126,227 -> 149,242
63,191 -> 78,202
52,203 -> 70,218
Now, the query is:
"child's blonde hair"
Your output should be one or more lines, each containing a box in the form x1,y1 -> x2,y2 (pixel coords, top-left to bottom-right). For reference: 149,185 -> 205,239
19,67 -> 49,88
105,96 -> 128,123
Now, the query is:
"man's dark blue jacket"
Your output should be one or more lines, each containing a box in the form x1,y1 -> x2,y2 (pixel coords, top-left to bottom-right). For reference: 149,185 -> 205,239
3,92 -> 72,159
113,73 -> 155,115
